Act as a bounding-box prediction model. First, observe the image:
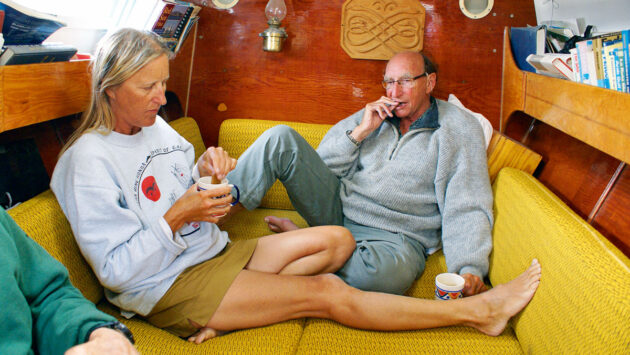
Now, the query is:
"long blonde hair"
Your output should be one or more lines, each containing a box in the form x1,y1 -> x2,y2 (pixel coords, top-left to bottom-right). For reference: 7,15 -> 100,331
60,28 -> 172,156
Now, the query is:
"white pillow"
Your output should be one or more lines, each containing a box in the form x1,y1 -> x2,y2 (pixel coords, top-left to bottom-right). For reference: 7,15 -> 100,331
447,94 -> 493,149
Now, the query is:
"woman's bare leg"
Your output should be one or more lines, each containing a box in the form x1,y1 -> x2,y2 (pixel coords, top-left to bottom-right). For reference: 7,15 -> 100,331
246,225 -> 355,275
188,225 -> 354,343
189,259 -> 541,344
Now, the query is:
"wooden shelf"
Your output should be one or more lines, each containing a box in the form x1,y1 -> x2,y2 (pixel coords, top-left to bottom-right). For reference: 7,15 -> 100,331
500,27 -> 630,164
0,60 -> 91,133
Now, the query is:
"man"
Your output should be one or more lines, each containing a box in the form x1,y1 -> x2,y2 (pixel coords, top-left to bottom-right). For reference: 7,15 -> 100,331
222,51 -> 492,296
0,208 -> 138,355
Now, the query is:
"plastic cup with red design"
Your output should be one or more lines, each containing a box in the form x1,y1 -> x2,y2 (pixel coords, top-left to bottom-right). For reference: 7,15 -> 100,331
435,273 -> 465,300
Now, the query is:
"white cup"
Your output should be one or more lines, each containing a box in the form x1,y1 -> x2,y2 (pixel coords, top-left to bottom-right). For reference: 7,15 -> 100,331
196,176 -> 240,207
435,273 -> 465,300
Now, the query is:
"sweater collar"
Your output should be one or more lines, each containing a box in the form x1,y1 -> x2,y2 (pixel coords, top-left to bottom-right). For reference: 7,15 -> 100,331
387,96 -> 440,132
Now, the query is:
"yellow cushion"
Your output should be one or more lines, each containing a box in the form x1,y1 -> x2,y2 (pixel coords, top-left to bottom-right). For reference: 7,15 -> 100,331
169,116 -> 206,161
98,301 -> 305,354
7,190 -> 104,304
490,168 -> 630,353
218,119 -> 332,210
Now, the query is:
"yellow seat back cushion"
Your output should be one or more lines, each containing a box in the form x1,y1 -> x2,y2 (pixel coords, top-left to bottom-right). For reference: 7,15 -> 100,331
168,116 -> 206,161
490,168 -> 630,353
218,119 -> 332,210
8,190 -> 104,304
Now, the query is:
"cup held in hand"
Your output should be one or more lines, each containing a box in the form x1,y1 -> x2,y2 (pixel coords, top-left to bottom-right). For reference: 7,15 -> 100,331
435,273 -> 465,300
197,176 -> 240,206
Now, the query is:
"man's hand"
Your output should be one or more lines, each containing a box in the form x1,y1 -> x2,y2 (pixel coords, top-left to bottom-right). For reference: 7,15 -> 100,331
197,147 -> 237,181
461,273 -> 488,296
350,96 -> 400,142
65,328 -> 138,355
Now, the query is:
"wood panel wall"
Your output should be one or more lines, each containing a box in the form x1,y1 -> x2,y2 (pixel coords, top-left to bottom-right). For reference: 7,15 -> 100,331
168,0 -> 538,147
506,115 -> 630,256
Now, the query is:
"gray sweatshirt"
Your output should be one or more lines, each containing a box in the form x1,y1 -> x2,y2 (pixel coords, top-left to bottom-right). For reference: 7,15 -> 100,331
317,98 -> 493,277
51,117 -> 228,316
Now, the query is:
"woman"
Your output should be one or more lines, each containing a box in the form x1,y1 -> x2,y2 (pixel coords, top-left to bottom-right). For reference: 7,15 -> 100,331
51,28 -> 541,344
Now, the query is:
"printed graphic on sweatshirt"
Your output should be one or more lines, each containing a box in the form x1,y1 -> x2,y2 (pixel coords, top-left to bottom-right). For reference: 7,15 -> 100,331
133,144 -> 189,206
133,144 -> 201,237
171,163 -> 191,188
141,176 -> 161,201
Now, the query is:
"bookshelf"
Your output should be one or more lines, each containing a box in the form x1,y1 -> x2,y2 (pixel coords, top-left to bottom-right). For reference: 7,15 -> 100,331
0,60 -> 90,133
500,27 -> 630,164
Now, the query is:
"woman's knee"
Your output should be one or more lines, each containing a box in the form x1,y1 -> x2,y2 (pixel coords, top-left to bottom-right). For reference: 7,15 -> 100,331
324,226 -> 355,267
306,274 -> 357,317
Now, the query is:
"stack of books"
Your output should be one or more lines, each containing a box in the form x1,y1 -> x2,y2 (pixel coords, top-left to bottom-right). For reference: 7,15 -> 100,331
511,24 -> 630,93
150,0 -> 201,54
568,30 -> 630,93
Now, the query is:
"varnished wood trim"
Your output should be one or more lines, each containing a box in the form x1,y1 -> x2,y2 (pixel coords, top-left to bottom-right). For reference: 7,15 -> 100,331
0,61 -> 91,133
487,130 -> 542,183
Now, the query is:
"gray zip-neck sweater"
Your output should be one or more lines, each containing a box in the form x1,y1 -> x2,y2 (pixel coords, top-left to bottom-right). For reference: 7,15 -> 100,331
317,98 -> 493,277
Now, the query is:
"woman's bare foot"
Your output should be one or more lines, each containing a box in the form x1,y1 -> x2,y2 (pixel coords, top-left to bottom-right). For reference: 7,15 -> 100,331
468,259 -> 542,336
264,216 -> 300,233
187,326 -> 225,344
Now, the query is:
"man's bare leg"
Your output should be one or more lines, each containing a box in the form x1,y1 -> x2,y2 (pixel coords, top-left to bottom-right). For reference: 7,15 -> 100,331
264,215 -> 300,233
189,259 -> 541,344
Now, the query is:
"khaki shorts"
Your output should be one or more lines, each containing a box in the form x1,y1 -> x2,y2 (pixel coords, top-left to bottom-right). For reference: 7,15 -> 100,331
145,239 -> 258,337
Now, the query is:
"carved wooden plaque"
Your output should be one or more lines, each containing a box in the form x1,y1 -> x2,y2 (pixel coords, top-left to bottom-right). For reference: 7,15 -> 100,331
341,0 -> 425,60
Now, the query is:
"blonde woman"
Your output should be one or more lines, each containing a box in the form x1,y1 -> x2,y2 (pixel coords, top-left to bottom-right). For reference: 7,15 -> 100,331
51,28 -> 541,344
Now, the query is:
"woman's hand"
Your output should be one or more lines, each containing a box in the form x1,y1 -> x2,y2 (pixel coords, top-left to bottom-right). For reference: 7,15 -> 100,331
197,147 -> 237,181
163,184 -> 234,232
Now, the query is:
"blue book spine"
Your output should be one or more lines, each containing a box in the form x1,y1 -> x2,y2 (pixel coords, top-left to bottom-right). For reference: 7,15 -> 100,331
621,29 -> 630,93
510,26 -> 545,73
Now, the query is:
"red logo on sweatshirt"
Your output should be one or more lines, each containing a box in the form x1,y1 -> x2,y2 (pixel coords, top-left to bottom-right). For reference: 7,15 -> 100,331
141,176 -> 161,202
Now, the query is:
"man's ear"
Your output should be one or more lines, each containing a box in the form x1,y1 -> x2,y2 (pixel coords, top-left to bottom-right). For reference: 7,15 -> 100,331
425,73 -> 437,94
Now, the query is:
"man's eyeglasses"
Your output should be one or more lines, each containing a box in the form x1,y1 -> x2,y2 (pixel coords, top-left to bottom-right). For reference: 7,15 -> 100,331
382,72 -> 429,89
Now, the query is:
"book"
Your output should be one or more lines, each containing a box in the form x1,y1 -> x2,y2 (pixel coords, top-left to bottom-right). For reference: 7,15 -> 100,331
622,30 -> 630,92
576,40 -> 597,86
591,38 -> 608,88
526,53 -> 574,80
600,33 -> 622,91
569,47 -> 580,82
612,48 -> 627,92
510,25 -> 546,73
0,43 -> 77,66
0,0 -> 65,45
151,0 -> 200,53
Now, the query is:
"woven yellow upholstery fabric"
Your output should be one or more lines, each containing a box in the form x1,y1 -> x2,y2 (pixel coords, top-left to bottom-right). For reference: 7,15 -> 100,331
220,208 -> 308,241
7,190 -> 103,304
169,116 -> 206,161
98,301 -> 305,354
490,168 -> 630,354
296,319 -> 521,355
218,119 -> 332,210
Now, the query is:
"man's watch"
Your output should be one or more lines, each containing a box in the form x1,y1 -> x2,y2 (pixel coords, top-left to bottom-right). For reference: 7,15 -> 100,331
88,321 -> 135,344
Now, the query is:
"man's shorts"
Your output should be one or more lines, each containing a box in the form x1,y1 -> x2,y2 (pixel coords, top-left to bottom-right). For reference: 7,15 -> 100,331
145,238 -> 258,337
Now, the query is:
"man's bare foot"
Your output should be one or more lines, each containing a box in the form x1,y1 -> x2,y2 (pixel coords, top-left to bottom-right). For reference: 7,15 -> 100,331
468,259 -> 542,336
264,216 -> 300,233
